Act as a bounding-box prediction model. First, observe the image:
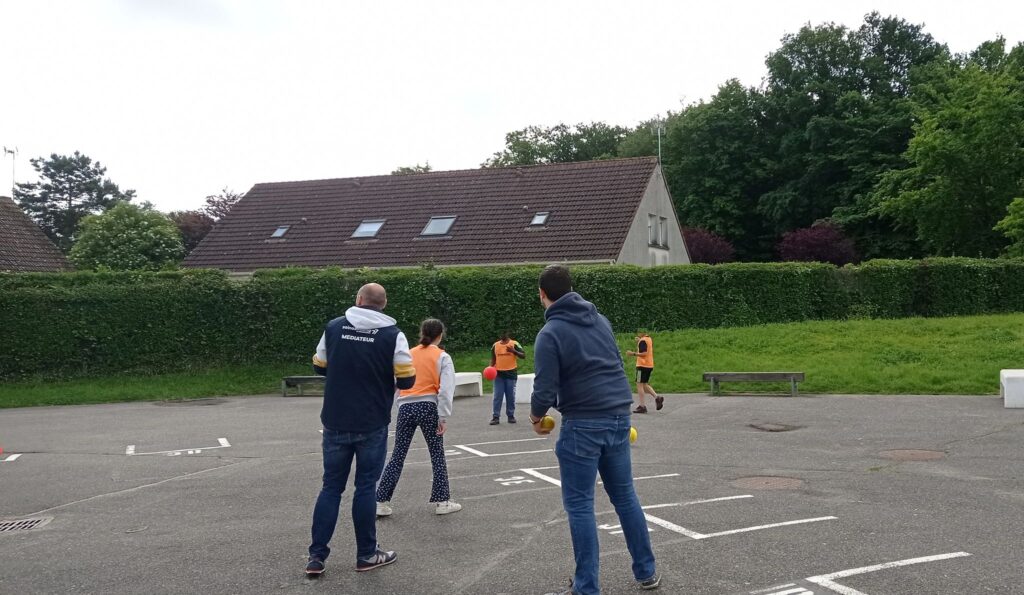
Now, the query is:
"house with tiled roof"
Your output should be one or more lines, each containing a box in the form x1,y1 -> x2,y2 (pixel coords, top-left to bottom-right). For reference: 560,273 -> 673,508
0,196 -> 70,272
183,157 -> 690,272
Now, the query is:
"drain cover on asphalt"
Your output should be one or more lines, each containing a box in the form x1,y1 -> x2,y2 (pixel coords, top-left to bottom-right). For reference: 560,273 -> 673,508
878,449 -> 946,461
749,422 -> 802,432
731,476 -> 804,490
153,398 -> 227,407
0,517 -> 53,533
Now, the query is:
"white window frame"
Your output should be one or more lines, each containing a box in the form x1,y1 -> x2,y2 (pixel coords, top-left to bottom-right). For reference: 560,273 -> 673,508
351,219 -> 386,238
531,212 -> 550,226
421,216 -> 457,236
659,217 -> 668,247
270,226 -> 289,238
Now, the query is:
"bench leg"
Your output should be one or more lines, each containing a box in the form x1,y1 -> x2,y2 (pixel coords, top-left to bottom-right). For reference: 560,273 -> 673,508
710,379 -> 718,395
791,378 -> 798,397
281,380 -> 287,398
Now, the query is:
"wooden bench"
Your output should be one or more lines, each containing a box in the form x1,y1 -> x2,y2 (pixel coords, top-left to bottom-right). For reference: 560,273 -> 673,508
282,372 -> 485,397
282,376 -> 325,397
702,372 -> 805,397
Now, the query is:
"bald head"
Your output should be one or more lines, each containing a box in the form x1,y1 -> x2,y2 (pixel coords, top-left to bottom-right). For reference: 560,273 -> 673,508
356,283 -> 387,310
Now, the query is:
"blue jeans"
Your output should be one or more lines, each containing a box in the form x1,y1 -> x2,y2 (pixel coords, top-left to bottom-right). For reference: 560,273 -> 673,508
555,416 -> 656,595
309,425 -> 388,561
492,375 -> 516,417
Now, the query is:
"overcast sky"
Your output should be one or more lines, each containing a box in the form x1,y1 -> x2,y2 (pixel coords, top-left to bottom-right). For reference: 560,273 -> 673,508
1,0 -> 1022,212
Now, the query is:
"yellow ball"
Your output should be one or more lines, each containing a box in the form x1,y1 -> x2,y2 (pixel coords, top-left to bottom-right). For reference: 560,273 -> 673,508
540,415 -> 556,430
629,426 -> 638,444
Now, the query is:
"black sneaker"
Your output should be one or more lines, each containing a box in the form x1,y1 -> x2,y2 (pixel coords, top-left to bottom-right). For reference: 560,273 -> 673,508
638,574 -> 661,589
489,416 -> 500,425
655,396 -> 664,411
304,556 -> 325,577
356,548 -> 397,572
507,416 -> 517,424
633,405 -> 648,414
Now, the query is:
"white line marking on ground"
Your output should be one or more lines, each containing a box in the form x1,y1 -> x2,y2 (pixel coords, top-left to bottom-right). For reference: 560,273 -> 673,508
520,468 -> 562,486
750,584 -> 797,595
483,449 -> 552,457
125,445 -> 135,455
642,513 -> 706,539
599,473 -> 680,484
696,516 -> 837,539
805,552 -> 971,595
460,437 -> 549,447
641,495 -> 753,510
218,438 -> 230,447
453,444 -> 491,457
2,454 -> 21,462
128,438 -> 233,457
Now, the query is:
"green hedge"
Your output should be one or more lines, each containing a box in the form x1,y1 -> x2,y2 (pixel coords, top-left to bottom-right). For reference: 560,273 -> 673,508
4,259 -> 1024,380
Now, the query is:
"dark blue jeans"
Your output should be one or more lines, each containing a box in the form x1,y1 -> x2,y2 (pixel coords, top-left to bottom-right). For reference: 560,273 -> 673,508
492,375 -> 516,417
555,416 -> 656,595
309,425 -> 388,561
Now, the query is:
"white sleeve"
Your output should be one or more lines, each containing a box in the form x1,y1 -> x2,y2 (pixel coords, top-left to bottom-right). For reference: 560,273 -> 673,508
437,352 -> 455,420
312,333 -> 327,368
393,332 -> 413,365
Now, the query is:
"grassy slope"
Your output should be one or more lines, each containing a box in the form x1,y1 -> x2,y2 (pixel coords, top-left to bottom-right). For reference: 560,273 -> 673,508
2,313 -> 1020,407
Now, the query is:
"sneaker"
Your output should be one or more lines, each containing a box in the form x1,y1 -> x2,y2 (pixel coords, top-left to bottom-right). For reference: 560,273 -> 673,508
376,501 -> 392,517
356,548 -> 397,572
633,405 -> 648,414
507,415 -> 517,424
544,579 -> 575,595
304,556 -> 325,577
638,574 -> 661,589
434,500 -> 462,515
655,396 -> 664,411
489,416 -> 500,425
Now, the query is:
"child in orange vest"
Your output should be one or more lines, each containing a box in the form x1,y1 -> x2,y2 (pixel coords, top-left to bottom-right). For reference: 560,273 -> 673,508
376,319 -> 462,516
489,330 -> 526,425
626,331 -> 662,413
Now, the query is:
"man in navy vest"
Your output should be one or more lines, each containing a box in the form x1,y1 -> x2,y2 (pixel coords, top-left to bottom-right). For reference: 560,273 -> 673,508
305,283 -> 416,576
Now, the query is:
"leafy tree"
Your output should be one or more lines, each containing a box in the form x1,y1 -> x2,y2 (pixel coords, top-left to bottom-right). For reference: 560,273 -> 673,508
69,202 -> 184,271
994,197 -> 1024,257
483,122 -> 629,167
661,80 -> 775,259
13,151 -> 135,252
871,50 -> 1024,256
203,187 -> 243,220
168,210 -> 216,254
777,222 -> 859,265
392,162 -> 433,175
681,228 -> 736,264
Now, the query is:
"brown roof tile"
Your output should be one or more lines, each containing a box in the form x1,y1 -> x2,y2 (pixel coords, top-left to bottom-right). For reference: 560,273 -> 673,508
0,196 -> 71,272
184,157 -> 658,271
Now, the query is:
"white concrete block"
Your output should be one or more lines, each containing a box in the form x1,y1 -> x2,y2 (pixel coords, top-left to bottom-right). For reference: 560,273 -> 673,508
515,373 -> 535,404
1000,369 -> 1024,408
454,372 -> 482,398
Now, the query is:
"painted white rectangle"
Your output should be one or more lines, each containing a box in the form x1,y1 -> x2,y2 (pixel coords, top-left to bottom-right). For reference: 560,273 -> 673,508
125,445 -> 135,455
218,438 -> 230,447
460,437 -> 548,447
697,516 -> 837,539
520,467 -> 562,486
2,454 -> 21,462
805,551 -> 972,595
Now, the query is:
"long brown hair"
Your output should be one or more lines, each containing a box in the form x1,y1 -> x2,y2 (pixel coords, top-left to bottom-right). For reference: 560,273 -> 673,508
419,318 -> 445,346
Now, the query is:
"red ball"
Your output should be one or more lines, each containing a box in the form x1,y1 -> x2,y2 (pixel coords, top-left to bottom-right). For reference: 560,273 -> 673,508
483,366 -> 498,381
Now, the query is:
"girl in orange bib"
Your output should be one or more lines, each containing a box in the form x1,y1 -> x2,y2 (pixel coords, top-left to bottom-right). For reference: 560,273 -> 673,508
626,331 -> 663,413
376,319 -> 462,516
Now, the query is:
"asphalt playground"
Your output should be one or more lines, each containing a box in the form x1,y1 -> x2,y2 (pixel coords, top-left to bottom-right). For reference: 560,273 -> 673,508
1,390 -> 1023,594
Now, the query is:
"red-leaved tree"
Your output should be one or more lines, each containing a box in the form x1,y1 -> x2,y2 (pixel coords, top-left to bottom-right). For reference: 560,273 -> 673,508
777,223 -> 859,265
682,227 -> 736,264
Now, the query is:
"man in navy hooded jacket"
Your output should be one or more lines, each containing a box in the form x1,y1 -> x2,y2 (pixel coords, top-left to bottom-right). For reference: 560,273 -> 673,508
530,265 -> 659,594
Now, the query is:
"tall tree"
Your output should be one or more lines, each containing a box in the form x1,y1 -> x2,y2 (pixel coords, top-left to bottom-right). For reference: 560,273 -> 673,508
169,210 -> 216,254
760,14 -> 945,256
203,187 -> 243,220
871,46 -> 1024,256
69,202 -> 184,271
13,152 -> 135,252
483,122 -> 629,167
391,162 -> 433,175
